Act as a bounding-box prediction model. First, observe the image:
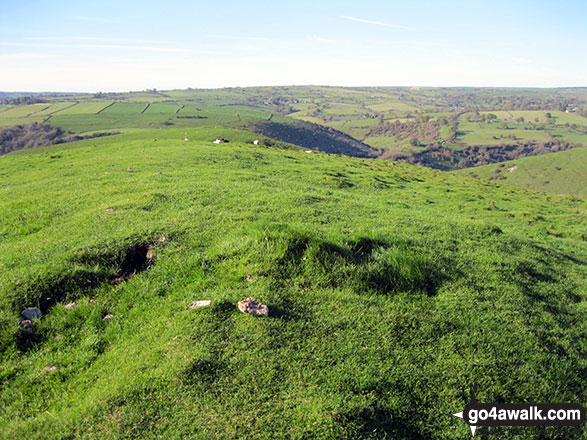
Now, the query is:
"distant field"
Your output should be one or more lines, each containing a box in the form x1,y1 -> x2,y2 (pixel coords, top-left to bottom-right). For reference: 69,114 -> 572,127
362,135 -> 406,150
0,116 -> 45,128
366,101 -> 419,114
0,103 -> 51,118
143,103 -> 181,114
177,104 -> 205,115
458,147 -> 587,197
457,122 -> 551,145
55,102 -> 113,115
550,128 -> 587,144
32,102 -> 77,116
100,102 -> 149,114
475,110 -> 587,126
1,86 -> 586,170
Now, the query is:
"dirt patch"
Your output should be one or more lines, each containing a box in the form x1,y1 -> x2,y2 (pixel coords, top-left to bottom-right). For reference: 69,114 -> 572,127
111,244 -> 154,286
12,238 -> 165,316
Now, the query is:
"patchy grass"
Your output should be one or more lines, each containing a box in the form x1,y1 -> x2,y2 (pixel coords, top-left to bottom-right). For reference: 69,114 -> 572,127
0,129 -> 585,439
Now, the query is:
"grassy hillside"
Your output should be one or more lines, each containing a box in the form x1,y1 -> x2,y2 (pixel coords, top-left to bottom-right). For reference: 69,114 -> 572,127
0,129 -> 585,439
458,147 -> 587,197
0,101 -> 377,159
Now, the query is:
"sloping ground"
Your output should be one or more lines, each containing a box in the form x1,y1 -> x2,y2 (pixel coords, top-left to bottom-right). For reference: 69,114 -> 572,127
244,119 -> 381,158
0,133 -> 585,439
458,147 -> 587,197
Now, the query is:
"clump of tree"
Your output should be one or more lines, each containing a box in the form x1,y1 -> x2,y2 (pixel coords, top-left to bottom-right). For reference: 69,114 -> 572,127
367,115 -> 442,144
0,96 -> 48,105
0,123 -> 64,155
0,123 -> 119,156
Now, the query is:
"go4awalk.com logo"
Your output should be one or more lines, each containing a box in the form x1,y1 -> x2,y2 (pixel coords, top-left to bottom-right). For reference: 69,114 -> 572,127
453,388 -> 585,436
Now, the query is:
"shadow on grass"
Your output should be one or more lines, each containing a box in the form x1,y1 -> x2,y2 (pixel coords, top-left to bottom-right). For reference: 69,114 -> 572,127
270,233 -> 451,297
334,406 -> 427,440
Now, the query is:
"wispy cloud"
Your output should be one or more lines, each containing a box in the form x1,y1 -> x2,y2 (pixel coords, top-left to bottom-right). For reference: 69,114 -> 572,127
20,37 -> 191,53
208,34 -> 275,42
27,36 -> 175,45
342,15 -> 416,31
305,36 -> 342,44
66,44 -> 188,52
0,53 -> 53,61
72,16 -> 128,25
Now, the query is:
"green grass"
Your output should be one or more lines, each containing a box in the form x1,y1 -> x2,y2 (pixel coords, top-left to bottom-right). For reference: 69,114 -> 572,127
100,102 -> 150,114
0,116 -> 46,128
0,103 -> 51,118
33,103 -> 78,116
55,102 -> 114,115
143,103 -> 181,114
550,128 -> 587,144
458,147 -> 587,197
0,127 -> 585,439
456,122 -> 552,145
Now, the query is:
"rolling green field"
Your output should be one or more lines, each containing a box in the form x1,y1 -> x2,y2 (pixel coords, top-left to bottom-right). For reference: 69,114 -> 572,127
456,122 -> 552,145
56,102 -> 114,115
458,147 -> 587,197
0,127 -> 585,439
2,87 -> 586,161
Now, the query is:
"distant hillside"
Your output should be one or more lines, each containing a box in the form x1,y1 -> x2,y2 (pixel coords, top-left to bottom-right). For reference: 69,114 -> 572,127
1,86 -> 586,166
457,147 -> 587,197
243,119 -> 381,158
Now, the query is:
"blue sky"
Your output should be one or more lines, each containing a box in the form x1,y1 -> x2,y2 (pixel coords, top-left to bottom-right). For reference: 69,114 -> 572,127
1,0 -> 586,91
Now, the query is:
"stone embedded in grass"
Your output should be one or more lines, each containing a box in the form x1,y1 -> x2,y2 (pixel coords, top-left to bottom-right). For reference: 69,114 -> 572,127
22,307 -> 42,320
44,365 -> 59,373
157,236 -> 166,243
188,300 -> 212,309
105,208 -> 115,212
237,298 -> 269,317
64,302 -> 78,310
19,319 -> 34,333
102,313 -> 113,321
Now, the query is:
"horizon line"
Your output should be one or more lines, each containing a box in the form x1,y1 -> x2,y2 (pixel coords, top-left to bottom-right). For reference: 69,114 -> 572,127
1,84 -> 587,95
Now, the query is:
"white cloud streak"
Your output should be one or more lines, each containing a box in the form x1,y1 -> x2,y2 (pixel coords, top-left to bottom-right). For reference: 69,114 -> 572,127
26,36 -> 176,45
72,16 -> 129,25
0,53 -> 53,61
342,15 -> 416,31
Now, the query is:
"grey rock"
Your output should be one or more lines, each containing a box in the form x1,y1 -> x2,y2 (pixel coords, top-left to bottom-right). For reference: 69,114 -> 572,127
22,307 -> 41,320
238,298 -> 269,317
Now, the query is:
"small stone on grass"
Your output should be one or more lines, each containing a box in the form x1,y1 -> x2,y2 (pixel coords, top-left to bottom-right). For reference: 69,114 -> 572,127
19,319 -> 34,333
22,307 -> 42,320
188,300 -> 211,309
238,298 -> 269,317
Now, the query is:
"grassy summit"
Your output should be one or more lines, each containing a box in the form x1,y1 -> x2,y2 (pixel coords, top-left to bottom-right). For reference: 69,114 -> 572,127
0,127 -> 585,439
